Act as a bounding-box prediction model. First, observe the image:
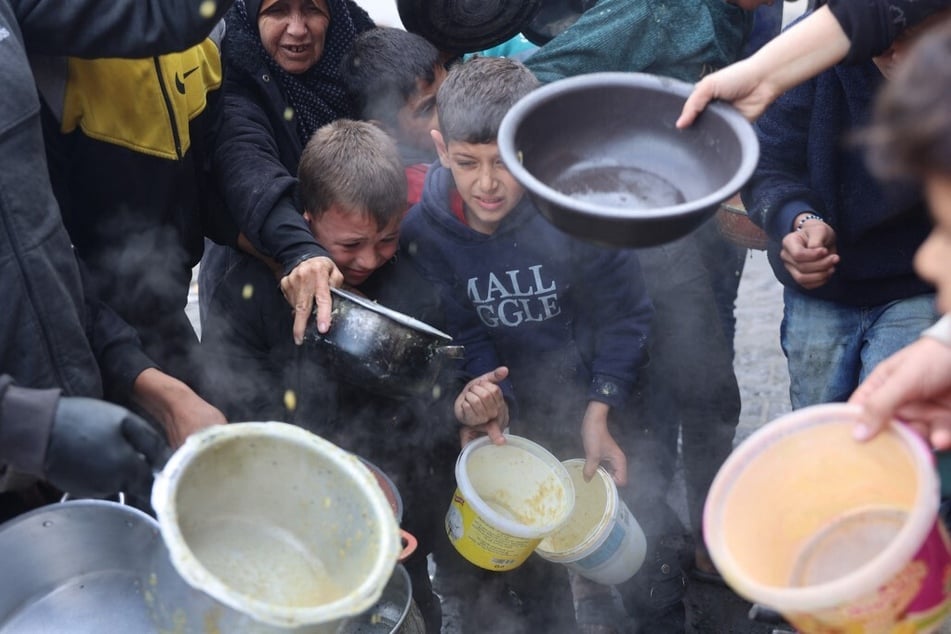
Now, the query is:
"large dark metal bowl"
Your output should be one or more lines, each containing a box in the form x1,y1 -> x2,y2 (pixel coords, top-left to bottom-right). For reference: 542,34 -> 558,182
497,72 -> 760,248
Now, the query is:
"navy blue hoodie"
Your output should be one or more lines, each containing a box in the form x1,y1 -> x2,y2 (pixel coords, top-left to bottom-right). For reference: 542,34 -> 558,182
401,164 -> 652,434
741,55 -> 932,307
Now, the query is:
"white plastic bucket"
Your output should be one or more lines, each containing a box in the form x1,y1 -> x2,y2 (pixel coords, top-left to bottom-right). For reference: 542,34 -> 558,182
536,459 -> 647,584
446,434 -> 574,571
152,422 -> 401,633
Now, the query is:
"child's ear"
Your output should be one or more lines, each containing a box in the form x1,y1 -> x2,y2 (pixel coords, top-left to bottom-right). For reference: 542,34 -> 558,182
432,129 -> 451,168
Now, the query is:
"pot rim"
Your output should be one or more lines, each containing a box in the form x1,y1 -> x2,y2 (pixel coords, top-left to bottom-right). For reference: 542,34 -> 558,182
497,71 -> 760,222
703,403 -> 940,612
151,422 -> 401,628
331,287 -> 452,342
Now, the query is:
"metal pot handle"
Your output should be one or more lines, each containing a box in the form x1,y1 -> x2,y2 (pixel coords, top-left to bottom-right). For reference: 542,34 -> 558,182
59,491 -> 126,505
436,345 -> 465,360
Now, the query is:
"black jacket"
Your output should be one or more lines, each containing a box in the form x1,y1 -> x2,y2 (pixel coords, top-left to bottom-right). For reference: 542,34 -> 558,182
829,0 -> 951,63
210,0 -> 374,274
38,29 -> 233,392
0,0 -> 231,486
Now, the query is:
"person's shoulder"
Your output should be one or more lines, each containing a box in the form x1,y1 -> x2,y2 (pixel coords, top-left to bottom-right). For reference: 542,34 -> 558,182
221,11 -> 264,76
363,255 -> 444,323
400,204 -> 427,238
401,193 -> 451,242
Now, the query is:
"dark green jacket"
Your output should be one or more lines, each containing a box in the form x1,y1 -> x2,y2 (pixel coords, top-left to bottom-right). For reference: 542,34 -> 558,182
525,0 -> 752,84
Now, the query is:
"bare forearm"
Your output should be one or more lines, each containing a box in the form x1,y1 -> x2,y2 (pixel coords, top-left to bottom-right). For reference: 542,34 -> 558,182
749,6 -> 850,98
131,368 -> 225,447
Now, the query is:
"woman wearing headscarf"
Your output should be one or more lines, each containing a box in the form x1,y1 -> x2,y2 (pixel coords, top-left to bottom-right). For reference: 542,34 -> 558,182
203,0 -> 375,344
202,3 -> 458,627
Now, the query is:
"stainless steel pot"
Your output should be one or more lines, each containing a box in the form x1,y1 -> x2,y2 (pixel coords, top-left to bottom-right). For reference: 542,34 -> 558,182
0,500 -> 415,634
339,564 -> 421,634
0,499 -> 185,633
152,423 -> 402,633
0,495 -> 414,634
306,287 -> 464,398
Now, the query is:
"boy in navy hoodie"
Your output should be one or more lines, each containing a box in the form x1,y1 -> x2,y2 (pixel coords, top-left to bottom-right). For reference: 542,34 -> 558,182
401,55 -> 654,634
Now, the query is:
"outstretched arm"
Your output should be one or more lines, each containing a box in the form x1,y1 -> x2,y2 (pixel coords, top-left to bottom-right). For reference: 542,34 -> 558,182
676,6 -> 850,127
580,401 -> 627,486
18,0 -> 233,58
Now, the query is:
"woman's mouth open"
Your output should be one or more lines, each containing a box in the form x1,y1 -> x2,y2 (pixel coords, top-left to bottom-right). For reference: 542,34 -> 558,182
282,43 -> 312,56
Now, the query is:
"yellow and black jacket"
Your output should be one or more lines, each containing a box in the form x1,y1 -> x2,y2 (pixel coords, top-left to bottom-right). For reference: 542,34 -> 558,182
35,23 -> 235,391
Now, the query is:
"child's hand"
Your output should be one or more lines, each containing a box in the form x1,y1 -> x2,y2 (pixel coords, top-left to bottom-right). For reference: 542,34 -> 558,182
279,255 -> 344,343
580,401 -> 627,486
454,366 -> 509,445
781,217 -> 839,290
850,336 -> 951,450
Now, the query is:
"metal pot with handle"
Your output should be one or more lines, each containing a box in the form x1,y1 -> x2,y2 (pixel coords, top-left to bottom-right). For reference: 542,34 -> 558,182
338,564 -> 426,634
0,497 -> 419,634
305,287 -> 464,398
0,498 -> 203,633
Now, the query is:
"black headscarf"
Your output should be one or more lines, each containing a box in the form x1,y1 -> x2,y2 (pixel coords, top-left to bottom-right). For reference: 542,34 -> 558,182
234,0 -> 373,144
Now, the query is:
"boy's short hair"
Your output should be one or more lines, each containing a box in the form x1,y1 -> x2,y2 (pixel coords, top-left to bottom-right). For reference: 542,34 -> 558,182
339,27 -> 441,130
297,119 -> 407,228
436,55 -> 539,144
865,16 -> 951,181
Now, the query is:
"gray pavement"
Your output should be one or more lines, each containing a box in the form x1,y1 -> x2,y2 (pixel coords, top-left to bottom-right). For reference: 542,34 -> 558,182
734,249 -> 790,441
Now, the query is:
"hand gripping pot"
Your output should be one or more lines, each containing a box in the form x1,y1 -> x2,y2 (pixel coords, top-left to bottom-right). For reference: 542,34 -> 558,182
704,404 -> 951,634
152,422 -> 401,633
447,434 -> 575,571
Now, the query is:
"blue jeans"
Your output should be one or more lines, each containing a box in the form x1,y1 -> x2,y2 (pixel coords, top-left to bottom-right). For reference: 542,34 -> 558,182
781,289 -> 937,409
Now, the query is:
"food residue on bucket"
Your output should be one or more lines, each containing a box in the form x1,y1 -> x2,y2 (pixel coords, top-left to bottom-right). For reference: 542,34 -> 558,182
185,517 -> 346,607
539,467 -> 605,552
483,475 -> 566,527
